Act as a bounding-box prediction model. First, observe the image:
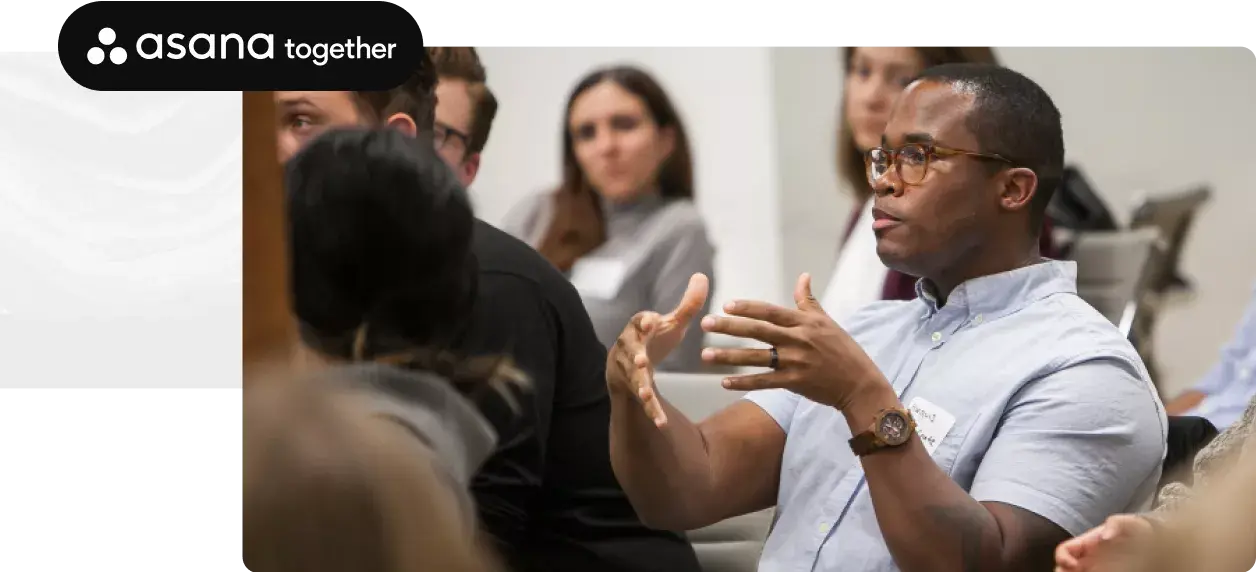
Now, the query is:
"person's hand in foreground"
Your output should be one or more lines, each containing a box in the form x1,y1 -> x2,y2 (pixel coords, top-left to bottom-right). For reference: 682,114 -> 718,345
1054,514 -> 1155,572
606,273 -> 709,427
699,273 -> 886,410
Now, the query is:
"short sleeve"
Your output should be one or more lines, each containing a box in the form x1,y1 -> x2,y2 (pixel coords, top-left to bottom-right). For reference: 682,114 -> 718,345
743,389 -> 803,434
969,357 -> 1166,536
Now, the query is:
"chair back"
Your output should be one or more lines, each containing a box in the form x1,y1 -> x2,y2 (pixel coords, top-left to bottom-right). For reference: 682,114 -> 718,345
1129,186 -> 1212,294
1070,228 -> 1162,338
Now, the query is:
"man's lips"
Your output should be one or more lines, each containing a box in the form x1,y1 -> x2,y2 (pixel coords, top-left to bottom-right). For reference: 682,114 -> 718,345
872,207 -> 902,231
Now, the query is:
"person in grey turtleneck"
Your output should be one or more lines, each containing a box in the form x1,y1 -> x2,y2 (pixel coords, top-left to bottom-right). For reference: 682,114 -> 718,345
501,65 -> 716,372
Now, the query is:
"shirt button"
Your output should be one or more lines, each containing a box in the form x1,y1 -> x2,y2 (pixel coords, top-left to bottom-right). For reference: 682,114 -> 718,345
974,314 -> 984,324
818,522 -> 830,534
1241,368 -> 1251,380
931,332 -> 942,342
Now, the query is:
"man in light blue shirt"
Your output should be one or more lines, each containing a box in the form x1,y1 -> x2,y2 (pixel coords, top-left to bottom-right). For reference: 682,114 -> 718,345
602,63 -> 1166,572
1165,282 -> 1256,430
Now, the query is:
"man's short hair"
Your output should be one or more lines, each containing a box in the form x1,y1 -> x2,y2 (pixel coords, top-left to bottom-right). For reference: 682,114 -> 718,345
428,47 -> 499,154
915,63 -> 1065,230
352,48 -> 438,133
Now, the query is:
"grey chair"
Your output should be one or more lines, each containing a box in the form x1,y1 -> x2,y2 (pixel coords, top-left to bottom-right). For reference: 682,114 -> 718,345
1129,186 -> 1212,295
1069,228 -> 1162,339
1126,187 -> 1212,384
653,372 -> 774,572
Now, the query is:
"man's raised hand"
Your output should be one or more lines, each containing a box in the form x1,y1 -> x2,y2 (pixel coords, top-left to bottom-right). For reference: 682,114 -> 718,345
606,273 -> 709,427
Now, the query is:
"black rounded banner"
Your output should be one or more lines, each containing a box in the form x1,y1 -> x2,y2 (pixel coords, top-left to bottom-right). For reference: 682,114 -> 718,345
59,1 -> 424,91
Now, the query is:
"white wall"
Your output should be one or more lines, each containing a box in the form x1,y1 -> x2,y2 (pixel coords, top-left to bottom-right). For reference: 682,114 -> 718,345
469,47 -> 1256,393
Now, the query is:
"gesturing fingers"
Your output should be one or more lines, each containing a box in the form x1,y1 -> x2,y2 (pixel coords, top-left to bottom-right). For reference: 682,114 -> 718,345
636,364 -> 667,427
701,347 -> 774,368
793,273 -> 825,314
722,299 -> 803,327
721,371 -> 792,392
700,314 -> 792,345
631,311 -> 662,338
668,273 -> 710,325
620,311 -> 667,427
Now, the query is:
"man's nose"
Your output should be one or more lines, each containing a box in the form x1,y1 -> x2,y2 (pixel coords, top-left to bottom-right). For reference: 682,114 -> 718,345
872,168 -> 902,197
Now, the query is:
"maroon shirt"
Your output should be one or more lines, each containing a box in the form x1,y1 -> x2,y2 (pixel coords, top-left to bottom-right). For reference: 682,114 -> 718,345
839,205 -> 1060,302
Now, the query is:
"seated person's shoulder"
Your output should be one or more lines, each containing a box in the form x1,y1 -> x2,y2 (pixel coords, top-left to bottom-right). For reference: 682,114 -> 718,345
498,192 -> 551,241
1039,293 -> 1148,364
471,218 -> 589,319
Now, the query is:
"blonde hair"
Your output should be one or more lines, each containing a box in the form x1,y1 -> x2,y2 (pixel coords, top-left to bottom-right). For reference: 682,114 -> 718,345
243,373 -> 503,572
1143,438 -> 1256,572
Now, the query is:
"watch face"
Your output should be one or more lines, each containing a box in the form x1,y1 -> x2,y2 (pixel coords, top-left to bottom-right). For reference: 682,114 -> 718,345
878,411 -> 910,445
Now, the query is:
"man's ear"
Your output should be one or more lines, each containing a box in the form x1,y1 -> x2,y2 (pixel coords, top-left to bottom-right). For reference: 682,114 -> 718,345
383,112 -> 417,137
462,153 -> 482,186
999,167 -> 1038,213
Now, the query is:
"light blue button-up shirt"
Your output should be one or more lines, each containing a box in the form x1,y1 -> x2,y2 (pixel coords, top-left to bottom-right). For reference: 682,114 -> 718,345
745,260 -> 1166,572
1185,282 -> 1256,430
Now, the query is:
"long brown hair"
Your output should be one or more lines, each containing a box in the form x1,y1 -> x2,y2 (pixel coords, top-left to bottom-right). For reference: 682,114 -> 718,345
836,47 -> 999,203
536,65 -> 695,272
243,373 -> 503,572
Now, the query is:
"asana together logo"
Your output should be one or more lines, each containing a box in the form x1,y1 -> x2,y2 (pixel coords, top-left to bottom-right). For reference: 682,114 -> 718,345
83,28 -> 387,67
87,27 -> 127,65
59,1 -> 424,91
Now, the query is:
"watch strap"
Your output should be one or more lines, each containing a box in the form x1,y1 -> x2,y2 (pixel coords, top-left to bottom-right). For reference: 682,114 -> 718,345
848,429 -> 882,456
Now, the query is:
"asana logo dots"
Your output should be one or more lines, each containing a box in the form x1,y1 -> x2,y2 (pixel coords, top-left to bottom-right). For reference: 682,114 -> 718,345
87,27 -> 127,65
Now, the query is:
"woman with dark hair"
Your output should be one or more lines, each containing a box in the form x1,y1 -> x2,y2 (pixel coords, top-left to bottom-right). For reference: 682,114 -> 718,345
822,47 -> 1059,321
502,65 -> 715,372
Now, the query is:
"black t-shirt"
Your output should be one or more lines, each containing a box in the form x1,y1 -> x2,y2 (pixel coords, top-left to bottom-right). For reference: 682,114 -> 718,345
457,219 -> 702,572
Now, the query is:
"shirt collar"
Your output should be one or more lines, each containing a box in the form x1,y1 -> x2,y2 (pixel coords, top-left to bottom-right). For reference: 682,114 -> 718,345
915,260 -> 1078,323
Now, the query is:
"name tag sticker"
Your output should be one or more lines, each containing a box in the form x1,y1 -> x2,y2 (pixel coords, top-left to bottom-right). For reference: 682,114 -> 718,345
907,397 -> 957,456
569,258 -> 629,300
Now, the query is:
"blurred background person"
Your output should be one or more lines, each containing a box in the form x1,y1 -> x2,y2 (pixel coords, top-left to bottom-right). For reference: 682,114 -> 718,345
821,46 -> 1060,322
430,47 -> 499,188
1054,396 -> 1256,572
243,372 -> 504,572
285,124 -> 703,572
502,65 -> 716,372
284,127 -> 527,433
1163,280 -> 1256,430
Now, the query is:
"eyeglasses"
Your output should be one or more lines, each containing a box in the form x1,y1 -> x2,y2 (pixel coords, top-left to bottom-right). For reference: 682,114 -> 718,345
434,122 -> 471,152
865,143 -> 1012,186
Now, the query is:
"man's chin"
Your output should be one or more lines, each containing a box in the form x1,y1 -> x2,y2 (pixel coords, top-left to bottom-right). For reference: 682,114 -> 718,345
875,241 -> 924,276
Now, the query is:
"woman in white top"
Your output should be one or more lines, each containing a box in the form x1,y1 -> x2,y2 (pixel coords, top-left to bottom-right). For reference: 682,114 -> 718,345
822,47 -> 1023,322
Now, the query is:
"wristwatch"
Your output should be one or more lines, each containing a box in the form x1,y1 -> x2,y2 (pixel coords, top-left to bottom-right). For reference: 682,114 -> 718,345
848,407 -> 916,456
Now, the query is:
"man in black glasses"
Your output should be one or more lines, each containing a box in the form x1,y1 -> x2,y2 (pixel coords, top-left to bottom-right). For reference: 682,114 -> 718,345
604,63 -> 1166,572
429,47 -> 499,188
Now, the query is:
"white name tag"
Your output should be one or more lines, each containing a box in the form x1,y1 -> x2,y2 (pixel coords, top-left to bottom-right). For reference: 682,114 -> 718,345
907,397 -> 956,456
568,257 -> 629,300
